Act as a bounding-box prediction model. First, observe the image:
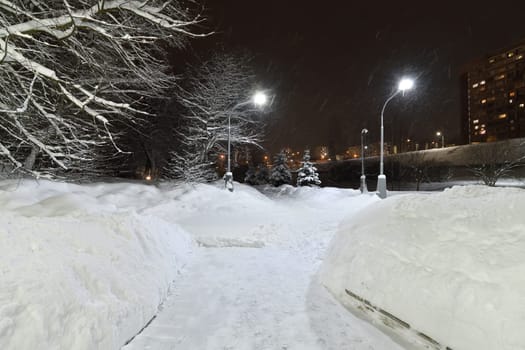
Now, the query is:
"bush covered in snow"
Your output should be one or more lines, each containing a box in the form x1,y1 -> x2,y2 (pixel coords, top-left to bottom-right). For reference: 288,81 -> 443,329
254,164 -> 270,185
269,151 -> 292,187
297,150 -> 321,186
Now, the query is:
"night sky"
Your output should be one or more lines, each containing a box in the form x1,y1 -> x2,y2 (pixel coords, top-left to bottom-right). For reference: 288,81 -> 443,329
193,0 -> 525,154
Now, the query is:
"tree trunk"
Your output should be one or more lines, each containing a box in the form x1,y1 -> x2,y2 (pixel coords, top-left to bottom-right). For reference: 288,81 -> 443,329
23,145 -> 40,171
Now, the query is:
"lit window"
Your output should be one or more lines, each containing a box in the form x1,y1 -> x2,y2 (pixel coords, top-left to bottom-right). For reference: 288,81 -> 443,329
474,125 -> 479,130
472,83 -> 479,88
481,124 -> 486,127
480,130 -> 487,135
510,91 -> 516,97
473,119 -> 479,124
520,103 -> 525,108
480,80 -> 486,85
498,113 -> 507,119
481,99 -> 487,104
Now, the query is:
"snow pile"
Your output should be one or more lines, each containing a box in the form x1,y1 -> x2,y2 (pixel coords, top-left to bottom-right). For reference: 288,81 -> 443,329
151,182 -> 279,248
166,183 -> 369,252
263,184 -> 361,208
0,180 -> 193,350
321,185 -> 525,350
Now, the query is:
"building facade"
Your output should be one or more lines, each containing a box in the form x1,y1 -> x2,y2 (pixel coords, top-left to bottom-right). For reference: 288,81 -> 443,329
462,40 -> 525,143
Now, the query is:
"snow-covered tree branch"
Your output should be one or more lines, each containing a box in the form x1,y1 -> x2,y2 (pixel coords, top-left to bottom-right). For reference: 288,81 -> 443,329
0,0 -> 204,178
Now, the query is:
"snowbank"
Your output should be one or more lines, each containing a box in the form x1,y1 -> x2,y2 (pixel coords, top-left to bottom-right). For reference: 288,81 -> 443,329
154,183 -> 366,249
0,179 -> 375,350
321,185 -> 525,350
0,180 -> 193,350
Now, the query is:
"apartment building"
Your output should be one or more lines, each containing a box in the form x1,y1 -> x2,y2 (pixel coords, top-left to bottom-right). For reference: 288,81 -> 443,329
461,40 -> 525,143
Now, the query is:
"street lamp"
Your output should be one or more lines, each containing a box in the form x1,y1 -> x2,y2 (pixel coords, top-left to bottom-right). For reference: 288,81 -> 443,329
224,91 -> 269,192
253,91 -> 268,107
436,131 -> 445,148
360,128 -> 368,193
377,77 -> 415,199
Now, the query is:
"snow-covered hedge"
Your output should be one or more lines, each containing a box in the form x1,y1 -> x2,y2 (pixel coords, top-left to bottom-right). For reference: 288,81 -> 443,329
321,185 -> 525,350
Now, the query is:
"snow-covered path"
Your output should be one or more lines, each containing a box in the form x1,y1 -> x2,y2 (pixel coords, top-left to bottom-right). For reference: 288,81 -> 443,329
124,246 -> 404,350
124,185 -> 406,350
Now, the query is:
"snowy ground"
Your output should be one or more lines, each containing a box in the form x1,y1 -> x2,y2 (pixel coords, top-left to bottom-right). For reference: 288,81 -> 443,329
3,179 -> 522,350
0,180 -> 406,350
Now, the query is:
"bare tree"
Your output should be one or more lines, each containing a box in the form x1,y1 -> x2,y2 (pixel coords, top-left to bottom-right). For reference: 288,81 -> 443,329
399,151 -> 433,191
164,52 -> 266,182
467,139 -> 525,186
0,0 -> 204,178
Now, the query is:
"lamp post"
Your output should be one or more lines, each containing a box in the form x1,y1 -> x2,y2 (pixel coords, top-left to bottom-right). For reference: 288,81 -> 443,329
377,78 -> 414,199
360,128 -> 368,193
436,131 -> 444,148
224,91 -> 268,192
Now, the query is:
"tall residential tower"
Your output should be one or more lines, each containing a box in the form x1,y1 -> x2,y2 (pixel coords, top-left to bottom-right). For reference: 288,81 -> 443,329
462,40 -> 525,143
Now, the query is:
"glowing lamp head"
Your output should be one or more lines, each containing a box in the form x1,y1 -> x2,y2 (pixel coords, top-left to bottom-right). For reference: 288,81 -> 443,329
398,78 -> 415,92
252,91 -> 268,107
436,131 -> 442,136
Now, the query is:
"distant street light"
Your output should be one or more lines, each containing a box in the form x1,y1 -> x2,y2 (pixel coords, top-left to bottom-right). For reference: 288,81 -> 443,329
225,91 -> 269,192
360,128 -> 368,193
436,131 -> 445,148
377,77 -> 415,199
